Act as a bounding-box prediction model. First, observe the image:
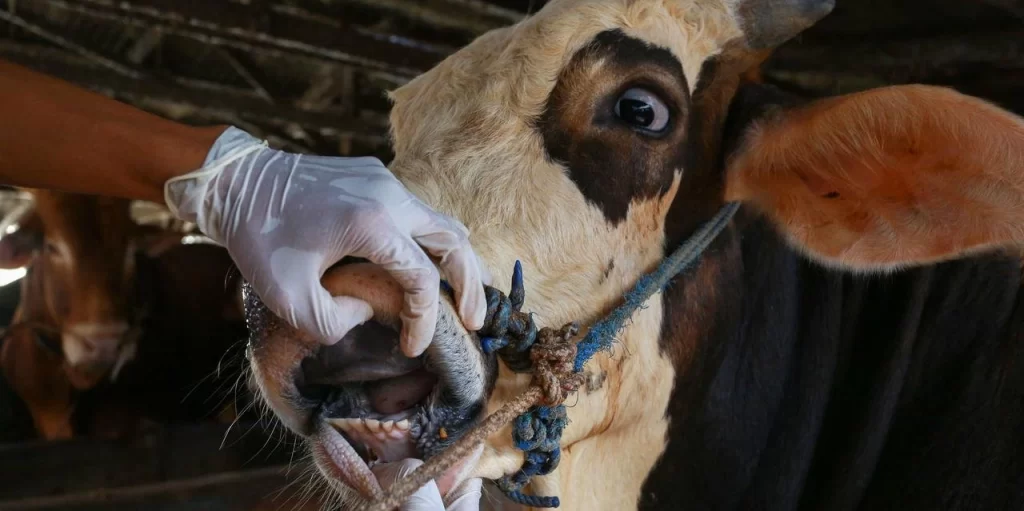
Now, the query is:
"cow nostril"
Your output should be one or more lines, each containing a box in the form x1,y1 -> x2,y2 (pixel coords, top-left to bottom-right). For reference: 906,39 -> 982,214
72,336 -> 102,355
65,324 -> 130,352
63,334 -> 125,368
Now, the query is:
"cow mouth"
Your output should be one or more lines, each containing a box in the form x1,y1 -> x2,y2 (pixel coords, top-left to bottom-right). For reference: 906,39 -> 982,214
301,321 -> 441,498
244,261 -> 496,501
63,341 -> 138,390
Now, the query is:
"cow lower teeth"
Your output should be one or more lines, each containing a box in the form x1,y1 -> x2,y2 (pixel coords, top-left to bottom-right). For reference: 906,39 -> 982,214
365,418 -> 381,433
326,416 -> 418,463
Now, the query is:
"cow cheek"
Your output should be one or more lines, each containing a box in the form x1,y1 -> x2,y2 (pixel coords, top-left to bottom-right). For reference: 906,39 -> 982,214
248,325 -> 317,435
2,333 -> 74,440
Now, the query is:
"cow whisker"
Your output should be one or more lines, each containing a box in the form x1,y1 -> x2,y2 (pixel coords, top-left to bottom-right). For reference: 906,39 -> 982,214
179,338 -> 247,406
219,395 -> 260,450
264,456 -> 317,511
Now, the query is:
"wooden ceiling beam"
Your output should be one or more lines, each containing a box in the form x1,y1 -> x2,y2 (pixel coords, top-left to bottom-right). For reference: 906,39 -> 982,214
37,0 -> 450,81
0,41 -> 390,144
766,30 -> 1024,82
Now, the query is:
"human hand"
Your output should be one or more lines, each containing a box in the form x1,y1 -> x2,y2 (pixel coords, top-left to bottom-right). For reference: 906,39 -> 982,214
371,459 -> 483,510
163,126 -> 488,355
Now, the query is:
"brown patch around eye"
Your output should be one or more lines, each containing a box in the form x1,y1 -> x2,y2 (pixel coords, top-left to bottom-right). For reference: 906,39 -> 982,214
536,29 -> 690,226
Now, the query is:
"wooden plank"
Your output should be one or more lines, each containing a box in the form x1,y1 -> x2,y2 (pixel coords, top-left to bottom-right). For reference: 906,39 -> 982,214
0,422 -> 296,500
0,465 -> 325,511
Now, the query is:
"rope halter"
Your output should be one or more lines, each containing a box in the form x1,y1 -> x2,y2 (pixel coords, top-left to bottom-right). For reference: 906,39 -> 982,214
359,201 -> 740,510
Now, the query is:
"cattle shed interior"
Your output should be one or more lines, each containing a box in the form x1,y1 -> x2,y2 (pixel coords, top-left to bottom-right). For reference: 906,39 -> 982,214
0,0 -> 1021,509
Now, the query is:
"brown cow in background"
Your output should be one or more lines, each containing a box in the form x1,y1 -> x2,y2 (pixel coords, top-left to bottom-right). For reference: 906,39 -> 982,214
0,189 -> 252,440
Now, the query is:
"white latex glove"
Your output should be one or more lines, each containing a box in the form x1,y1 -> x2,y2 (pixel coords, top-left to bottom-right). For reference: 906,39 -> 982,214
371,459 -> 483,510
163,126 -> 488,355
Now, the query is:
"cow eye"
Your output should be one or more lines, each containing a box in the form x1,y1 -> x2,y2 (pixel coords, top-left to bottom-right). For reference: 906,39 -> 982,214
614,88 -> 670,134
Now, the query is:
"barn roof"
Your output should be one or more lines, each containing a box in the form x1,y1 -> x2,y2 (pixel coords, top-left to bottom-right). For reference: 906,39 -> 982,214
2,0 -> 1020,164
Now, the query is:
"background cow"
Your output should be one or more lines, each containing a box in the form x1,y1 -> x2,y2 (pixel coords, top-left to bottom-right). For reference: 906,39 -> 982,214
0,189 -> 252,440
240,0 -> 1024,509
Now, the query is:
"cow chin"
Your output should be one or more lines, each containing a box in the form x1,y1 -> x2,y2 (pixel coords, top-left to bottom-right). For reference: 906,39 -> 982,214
243,261 -> 497,503
63,362 -> 110,390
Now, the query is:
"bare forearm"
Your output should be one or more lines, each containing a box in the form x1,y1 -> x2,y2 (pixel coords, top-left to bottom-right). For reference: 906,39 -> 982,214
0,59 -> 227,203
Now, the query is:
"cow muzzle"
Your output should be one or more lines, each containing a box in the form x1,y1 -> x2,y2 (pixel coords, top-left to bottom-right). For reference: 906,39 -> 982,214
62,322 -> 137,389
244,261 -> 497,503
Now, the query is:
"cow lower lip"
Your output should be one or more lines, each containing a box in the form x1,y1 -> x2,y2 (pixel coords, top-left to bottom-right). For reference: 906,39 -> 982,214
319,410 -> 472,500
314,363 -> 475,500
316,400 -> 425,500
313,423 -> 384,499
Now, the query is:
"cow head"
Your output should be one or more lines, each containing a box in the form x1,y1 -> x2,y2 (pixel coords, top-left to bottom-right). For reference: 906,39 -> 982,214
0,190 -> 177,392
243,0 -> 1024,507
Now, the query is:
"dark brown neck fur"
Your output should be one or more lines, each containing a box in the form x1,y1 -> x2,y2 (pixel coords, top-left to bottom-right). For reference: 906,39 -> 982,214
641,76 -> 1024,510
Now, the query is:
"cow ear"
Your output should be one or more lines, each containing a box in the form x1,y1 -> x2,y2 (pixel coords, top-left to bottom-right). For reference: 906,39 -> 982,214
0,204 -> 42,269
724,84 -> 1024,271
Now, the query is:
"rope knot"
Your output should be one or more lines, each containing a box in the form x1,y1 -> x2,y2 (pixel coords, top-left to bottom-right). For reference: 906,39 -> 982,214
496,400 -> 571,508
361,205 -> 740,511
478,262 -> 537,371
472,264 -> 584,507
530,323 -> 584,406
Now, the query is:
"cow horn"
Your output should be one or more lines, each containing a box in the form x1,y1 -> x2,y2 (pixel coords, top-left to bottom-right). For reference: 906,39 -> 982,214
737,0 -> 836,49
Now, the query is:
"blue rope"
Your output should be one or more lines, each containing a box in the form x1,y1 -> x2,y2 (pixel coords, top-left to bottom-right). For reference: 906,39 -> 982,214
493,405 -> 569,507
572,202 -> 740,372
473,202 -> 740,507
478,261 -> 537,371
